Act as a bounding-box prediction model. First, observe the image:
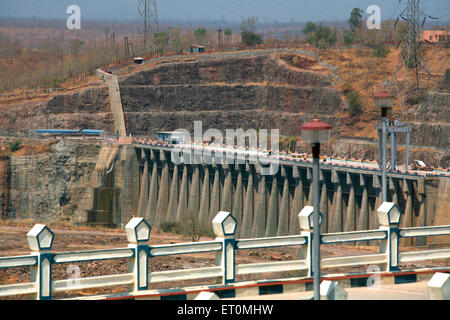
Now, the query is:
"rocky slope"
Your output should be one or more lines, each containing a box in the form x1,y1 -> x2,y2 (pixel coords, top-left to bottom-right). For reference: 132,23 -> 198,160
119,51 -> 344,137
0,50 -> 344,138
1,140 -> 101,222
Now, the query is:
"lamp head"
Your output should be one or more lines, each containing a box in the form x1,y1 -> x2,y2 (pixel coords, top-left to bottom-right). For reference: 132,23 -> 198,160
300,115 -> 331,144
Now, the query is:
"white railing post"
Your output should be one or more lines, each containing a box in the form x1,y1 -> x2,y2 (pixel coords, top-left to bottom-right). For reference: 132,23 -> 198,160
27,224 -> 55,300
299,206 -> 323,278
377,202 -> 401,272
212,211 -> 237,284
125,217 -> 151,292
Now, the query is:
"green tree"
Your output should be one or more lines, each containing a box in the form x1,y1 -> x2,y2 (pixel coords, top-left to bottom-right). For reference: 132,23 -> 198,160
349,8 -> 364,32
345,91 -> 363,115
240,17 -> 263,46
343,29 -> 356,46
8,140 -> 22,152
305,25 -> 337,49
194,27 -> 207,44
224,28 -> 233,37
343,8 -> 364,47
224,28 -> 233,46
153,32 -> 169,54
302,22 -> 317,36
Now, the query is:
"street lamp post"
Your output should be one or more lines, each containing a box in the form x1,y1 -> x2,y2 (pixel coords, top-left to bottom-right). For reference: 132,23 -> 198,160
301,115 -> 331,300
374,90 -> 395,202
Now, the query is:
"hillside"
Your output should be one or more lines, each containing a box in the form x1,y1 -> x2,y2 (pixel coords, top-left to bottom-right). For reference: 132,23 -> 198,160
0,46 -> 448,166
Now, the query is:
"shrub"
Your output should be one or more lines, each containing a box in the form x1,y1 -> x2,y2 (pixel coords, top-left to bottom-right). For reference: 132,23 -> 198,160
342,82 -> 354,95
373,44 -> 390,58
7,140 -> 22,152
345,90 -> 363,115
160,217 -> 214,242
159,221 -> 177,233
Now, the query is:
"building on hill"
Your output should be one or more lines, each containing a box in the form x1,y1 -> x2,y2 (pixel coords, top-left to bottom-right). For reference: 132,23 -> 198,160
422,30 -> 450,45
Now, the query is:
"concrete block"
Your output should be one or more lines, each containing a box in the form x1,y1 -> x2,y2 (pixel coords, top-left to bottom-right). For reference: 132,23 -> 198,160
212,211 -> 237,237
194,291 -> 220,300
283,283 -> 306,293
27,224 -> 54,251
428,273 -> 450,300
235,286 -> 259,297
320,281 -> 348,300
417,271 -> 434,282
125,217 -> 151,243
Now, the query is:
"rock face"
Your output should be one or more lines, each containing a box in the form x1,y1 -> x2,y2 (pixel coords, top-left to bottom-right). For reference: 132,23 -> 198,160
0,86 -> 114,134
403,69 -> 450,151
118,53 -> 344,137
4,141 -> 100,222
0,158 -> 9,218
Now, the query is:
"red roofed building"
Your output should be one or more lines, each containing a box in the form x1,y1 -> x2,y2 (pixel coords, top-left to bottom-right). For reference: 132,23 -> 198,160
422,30 -> 450,44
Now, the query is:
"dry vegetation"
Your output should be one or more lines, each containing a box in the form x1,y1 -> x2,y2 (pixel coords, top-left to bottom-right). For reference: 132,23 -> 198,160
317,46 -> 449,138
0,139 -> 59,157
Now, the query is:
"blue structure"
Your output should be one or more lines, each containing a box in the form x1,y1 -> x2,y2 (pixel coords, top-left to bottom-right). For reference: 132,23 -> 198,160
81,129 -> 104,135
36,129 -> 80,134
36,129 -> 104,136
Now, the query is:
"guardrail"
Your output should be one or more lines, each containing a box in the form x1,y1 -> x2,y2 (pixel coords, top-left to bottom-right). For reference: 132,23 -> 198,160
0,202 -> 449,300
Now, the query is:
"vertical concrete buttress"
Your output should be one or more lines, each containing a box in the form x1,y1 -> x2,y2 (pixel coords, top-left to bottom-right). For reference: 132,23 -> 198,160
221,166 -> 233,212
209,167 -> 220,220
241,171 -> 254,238
176,165 -> 188,221
265,176 -> 279,237
289,177 -> 304,235
320,183 -> 328,234
233,168 -> 243,236
187,165 -> 201,220
277,176 -> 290,236
330,185 -> 343,233
166,165 -> 179,223
252,175 -> 267,238
358,185 -> 369,231
155,152 -> 169,227
198,166 -> 210,222
136,159 -> 149,218
344,184 -> 355,232
145,154 -> 159,226
400,181 -> 413,246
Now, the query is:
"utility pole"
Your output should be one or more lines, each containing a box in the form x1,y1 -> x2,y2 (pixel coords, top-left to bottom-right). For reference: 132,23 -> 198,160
218,27 -> 223,49
137,0 -> 159,55
124,36 -> 130,57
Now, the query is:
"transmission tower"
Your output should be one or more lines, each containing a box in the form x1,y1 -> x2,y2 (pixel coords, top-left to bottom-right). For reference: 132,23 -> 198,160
393,0 -> 437,88
137,0 -> 159,54
392,0 -> 436,118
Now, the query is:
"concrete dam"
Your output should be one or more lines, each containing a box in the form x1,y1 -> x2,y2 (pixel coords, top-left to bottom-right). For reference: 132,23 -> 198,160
71,141 -> 449,247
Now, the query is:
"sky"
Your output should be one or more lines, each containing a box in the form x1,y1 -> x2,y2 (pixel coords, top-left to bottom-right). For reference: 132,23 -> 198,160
0,0 -> 449,23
